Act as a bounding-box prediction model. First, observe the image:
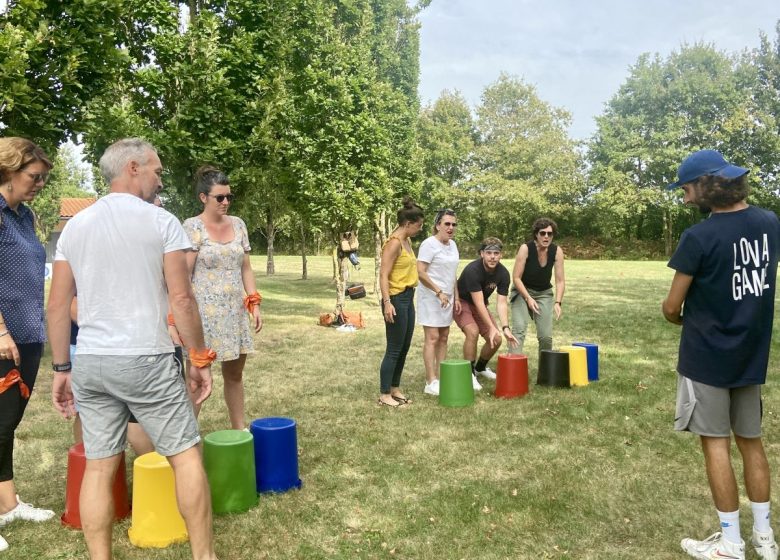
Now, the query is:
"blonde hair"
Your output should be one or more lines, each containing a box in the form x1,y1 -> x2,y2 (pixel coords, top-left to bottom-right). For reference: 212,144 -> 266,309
0,137 -> 52,184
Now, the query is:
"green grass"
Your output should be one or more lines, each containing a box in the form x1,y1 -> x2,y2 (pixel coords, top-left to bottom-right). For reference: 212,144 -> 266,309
6,257 -> 780,559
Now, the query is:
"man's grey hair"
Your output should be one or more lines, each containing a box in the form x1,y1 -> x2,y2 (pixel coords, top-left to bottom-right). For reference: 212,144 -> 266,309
98,138 -> 157,183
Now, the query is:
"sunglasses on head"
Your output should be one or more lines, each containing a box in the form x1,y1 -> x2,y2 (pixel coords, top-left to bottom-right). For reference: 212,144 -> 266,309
537,230 -> 554,237
208,193 -> 234,203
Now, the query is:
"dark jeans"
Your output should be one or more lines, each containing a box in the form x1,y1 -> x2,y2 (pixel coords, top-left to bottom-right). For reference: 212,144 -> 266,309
0,342 -> 43,482
379,288 -> 415,394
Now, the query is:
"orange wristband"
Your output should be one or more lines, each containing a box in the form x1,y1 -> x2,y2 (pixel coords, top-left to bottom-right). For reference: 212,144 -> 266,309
167,313 -> 175,326
244,292 -> 262,314
189,348 -> 217,368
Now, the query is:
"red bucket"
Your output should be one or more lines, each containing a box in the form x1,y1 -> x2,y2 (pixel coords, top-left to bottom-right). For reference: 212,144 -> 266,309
495,354 -> 529,398
61,442 -> 130,529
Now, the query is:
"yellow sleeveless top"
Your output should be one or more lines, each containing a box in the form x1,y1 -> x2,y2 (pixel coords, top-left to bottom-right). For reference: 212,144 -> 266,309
385,236 -> 418,295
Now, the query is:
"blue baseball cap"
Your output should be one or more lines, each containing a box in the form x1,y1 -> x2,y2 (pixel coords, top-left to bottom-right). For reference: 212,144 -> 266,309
667,150 -> 748,189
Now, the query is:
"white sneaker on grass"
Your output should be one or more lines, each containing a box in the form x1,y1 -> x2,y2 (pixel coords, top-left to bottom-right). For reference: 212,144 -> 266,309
0,496 -> 55,526
476,366 -> 496,380
752,528 -> 778,560
424,379 -> 440,396
681,532 -> 745,560
471,374 -> 482,391
0,532 -> 7,552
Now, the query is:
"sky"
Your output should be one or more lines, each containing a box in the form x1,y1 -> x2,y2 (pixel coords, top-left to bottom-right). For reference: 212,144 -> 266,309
417,0 -> 779,140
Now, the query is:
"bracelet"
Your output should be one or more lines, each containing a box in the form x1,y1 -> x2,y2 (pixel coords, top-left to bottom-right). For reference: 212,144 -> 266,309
244,292 -> 263,314
0,330 -> 8,338
383,299 -> 391,304
167,313 -> 176,326
435,290 -> 442,296
52,362 -> 72,372
502,325 -> 510,331
555,301 -> 562,305
189,348 -> 217,368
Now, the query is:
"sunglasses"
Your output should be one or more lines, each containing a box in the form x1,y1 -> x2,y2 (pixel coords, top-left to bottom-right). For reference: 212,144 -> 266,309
24,171 -> 49,184
442,221 -> 458,227
537,231 -> 554,237
208,193 -> 235,203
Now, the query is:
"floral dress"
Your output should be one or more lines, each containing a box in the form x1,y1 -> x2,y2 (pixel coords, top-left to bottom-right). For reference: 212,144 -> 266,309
183,216 -> 254,361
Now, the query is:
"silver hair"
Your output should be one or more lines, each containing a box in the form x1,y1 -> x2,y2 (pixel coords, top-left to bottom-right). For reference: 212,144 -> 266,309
98,138 -> 157,183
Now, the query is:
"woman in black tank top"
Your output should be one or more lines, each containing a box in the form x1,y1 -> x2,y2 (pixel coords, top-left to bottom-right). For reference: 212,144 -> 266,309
508,218 -> 566,360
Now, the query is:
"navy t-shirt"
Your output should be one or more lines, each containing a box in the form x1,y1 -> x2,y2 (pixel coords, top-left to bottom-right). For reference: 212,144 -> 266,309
668,205 -> 780,387
457,259 -> 510,305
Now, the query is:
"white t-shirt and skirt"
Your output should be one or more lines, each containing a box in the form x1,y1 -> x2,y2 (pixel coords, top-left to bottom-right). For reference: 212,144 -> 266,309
416,236 -> 460,327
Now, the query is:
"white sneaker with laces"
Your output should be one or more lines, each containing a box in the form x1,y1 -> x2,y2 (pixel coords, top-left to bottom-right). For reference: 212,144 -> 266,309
476,366 -> 497,380
752,528 -> 778,560
681,532 -> 745,560
0,496 -> 55,526
0,532 -> 7,552
471,374 -> 482,391
424,379 -> 440,396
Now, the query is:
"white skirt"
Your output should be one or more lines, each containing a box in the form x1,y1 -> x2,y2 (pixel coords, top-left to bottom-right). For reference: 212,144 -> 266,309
417,288 -> 454,327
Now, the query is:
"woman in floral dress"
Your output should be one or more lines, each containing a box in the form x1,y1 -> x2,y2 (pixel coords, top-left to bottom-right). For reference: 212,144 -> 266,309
183,166 -> 263,429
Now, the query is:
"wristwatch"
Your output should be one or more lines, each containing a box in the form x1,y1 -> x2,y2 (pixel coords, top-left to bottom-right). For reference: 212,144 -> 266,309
52,362 -> 72,372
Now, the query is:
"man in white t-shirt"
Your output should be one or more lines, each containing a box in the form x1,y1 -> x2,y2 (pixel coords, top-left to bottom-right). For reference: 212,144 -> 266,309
47,138 -> 218,560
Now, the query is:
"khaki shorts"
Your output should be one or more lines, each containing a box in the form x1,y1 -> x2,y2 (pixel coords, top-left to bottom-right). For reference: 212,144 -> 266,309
674,374 -> 762,438
72,353 -> 201,459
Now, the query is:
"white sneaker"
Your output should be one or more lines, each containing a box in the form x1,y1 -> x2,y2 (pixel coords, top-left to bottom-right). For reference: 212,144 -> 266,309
424,379 -> 440,396
471,374 -> 482,391
476,366 -> 497,380
0,532 -> 7,552
681,532 -> 745,560
0,496 -> 55,526
752,528 -> 778,560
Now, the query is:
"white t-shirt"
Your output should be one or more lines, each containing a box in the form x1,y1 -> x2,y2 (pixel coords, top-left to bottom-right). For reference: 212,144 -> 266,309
55,193 -> 192,355
416,236 -> 460,327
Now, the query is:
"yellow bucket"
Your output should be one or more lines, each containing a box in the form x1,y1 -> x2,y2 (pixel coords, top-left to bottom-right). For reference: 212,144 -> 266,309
559,346 -> 589,387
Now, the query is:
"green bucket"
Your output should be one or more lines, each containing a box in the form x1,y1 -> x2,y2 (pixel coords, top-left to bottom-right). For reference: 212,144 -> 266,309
439,359 -> 475,407
203,430 -> 258,514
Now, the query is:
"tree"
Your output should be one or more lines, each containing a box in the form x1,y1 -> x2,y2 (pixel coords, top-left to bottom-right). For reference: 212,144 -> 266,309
588,42 -> 780,254
467,74 -> 585,246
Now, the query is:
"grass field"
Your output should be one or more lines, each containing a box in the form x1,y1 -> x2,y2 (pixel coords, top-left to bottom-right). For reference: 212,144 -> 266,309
5,256 -> 780,559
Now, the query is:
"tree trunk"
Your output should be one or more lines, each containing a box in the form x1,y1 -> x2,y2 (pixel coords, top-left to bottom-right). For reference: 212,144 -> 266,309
331,248 -> 338,283
299,219 -> 308,280
335,256 -> 348,310
266,208 -> 275,276
373,210 -> 387,296
663,208 -> 674,257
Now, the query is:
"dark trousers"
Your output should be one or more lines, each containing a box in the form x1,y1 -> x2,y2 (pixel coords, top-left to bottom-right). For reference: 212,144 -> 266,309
0,343 -> 43,482
379,288 -> 415,394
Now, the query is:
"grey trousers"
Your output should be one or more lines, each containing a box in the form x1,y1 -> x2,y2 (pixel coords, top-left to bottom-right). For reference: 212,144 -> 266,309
509,287 -> 554,355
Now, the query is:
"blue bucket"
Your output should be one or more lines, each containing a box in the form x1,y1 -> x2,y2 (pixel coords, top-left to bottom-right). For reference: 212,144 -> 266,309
572,342 -> 599,381
250,417 -> 303,493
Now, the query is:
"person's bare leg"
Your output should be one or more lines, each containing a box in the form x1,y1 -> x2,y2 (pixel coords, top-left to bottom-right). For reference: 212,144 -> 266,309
73,414 -> 83,446
435,327 -> 450,376
80,454 -> 123,560
735,436 -> 771,503
0,481 -> 17,514
479,337 -> 502,364
127,423 -> 155,456
462,325 -> 480,362
422,326 -> 440,384
701,436 -> 740,512
221,355 -> 247,429
167,445 -> 217,560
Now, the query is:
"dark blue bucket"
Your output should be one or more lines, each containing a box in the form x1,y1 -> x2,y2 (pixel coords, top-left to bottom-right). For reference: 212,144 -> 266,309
250,417 -> 302,493
572,342 -> 599,381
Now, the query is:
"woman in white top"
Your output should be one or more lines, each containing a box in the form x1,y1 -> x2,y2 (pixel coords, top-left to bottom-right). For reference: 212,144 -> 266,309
416,209 -> 461,395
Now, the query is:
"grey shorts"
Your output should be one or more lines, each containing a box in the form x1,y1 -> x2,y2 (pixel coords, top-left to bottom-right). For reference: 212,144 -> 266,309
72,353 -> 201,459
674,374 -> 762,438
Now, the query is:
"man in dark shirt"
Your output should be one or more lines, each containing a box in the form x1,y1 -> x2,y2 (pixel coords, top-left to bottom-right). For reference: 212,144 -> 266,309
663,150 -> 780,560
454,237 -> 518,390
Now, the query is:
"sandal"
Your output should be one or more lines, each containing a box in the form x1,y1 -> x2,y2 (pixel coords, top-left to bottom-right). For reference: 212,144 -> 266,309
377,398 -> 400,408
392,395 -> 411,404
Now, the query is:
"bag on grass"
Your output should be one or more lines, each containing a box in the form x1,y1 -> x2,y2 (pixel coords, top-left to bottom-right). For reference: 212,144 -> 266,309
345,282 -> 366,300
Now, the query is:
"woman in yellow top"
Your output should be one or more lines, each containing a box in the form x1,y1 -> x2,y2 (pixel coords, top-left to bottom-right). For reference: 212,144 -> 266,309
378,198 -> 424,407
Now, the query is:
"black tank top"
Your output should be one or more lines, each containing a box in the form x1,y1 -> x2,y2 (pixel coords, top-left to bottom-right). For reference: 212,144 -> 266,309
522,241 -> 557,291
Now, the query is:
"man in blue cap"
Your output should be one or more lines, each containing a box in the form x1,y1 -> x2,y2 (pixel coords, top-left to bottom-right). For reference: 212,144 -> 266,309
663,150 -> 780,560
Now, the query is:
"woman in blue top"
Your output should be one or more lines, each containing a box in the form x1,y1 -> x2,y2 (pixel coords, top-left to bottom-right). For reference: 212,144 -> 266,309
0,138 -> 55,552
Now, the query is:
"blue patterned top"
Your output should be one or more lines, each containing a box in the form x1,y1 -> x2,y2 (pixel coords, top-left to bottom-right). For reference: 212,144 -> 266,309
0,195 -> 46,343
